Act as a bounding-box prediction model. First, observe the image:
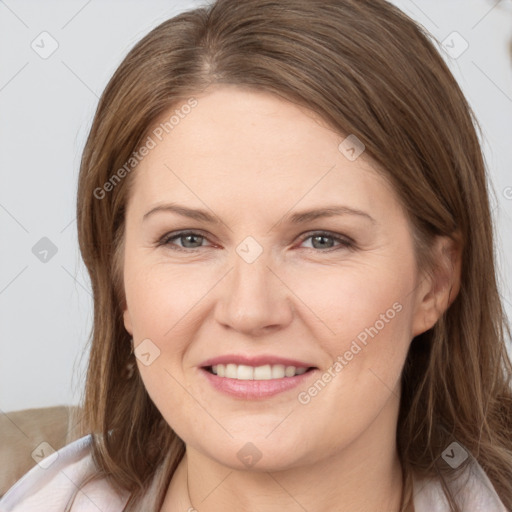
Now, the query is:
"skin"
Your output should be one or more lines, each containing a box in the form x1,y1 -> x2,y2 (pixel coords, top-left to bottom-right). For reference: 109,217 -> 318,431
122,85 -> 461,512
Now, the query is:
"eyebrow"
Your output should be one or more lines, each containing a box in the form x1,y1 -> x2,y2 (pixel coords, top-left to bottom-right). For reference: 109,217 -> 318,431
142,203 -> 376,225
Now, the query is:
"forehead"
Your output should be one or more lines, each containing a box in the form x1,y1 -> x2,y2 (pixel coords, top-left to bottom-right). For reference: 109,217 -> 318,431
129,86 -> 399,220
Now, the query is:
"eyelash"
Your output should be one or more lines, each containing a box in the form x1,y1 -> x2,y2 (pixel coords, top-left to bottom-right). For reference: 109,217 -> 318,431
156,230 -> 355,253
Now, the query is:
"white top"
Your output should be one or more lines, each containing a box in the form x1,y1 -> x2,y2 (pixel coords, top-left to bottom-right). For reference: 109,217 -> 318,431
0,435 -> 507,511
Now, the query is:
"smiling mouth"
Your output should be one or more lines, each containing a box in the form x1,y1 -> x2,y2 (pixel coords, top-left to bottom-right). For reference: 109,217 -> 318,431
204,363 -> 316,380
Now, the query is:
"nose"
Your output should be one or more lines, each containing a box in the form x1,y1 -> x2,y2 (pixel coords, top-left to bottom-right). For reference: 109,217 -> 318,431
214,249 -> 294,336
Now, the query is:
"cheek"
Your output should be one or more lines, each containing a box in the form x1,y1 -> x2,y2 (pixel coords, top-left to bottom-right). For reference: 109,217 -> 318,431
283,259 -> 414,351
288,268 -> 414,453
124,249 -> 415,358
123,259 -> 211,339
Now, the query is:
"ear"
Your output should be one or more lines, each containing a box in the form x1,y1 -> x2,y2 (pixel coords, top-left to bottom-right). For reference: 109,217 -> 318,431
411,232 -> 462,337
123,306 -> 134,336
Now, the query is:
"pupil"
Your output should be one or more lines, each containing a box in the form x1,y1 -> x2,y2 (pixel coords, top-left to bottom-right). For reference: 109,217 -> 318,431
184,234 -> 202,248
313,235 -> 332,249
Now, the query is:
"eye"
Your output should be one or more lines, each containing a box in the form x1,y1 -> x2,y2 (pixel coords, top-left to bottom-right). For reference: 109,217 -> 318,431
157,230 -> 212,251
298,231 -> 355,251
157,230 -> 354,253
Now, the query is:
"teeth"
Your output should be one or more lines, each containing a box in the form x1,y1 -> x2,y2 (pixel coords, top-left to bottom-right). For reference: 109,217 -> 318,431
237,364 -> 254,380
285,366 -> 296,377
254,364 -> 272,379
272,364 -> 285,379
210,363 -> 309,380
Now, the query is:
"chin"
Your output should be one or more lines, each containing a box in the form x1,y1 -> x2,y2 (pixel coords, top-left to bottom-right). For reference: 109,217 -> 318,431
198,434 -> 315,472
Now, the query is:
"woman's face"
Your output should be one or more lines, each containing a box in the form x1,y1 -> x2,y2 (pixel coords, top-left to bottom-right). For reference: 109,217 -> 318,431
122,85 -> 434,471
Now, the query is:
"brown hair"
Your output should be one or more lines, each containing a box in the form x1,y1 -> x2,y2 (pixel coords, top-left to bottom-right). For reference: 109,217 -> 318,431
73,0 -> 512,510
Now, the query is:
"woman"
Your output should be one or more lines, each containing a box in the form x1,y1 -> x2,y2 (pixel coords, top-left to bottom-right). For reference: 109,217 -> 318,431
1,0 -> 511,510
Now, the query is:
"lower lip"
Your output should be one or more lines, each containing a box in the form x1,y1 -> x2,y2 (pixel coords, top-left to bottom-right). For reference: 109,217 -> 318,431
200,367 -> 317,399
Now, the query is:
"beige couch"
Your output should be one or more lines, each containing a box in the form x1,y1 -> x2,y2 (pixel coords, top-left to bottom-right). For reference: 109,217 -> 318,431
0,406 -> 83,497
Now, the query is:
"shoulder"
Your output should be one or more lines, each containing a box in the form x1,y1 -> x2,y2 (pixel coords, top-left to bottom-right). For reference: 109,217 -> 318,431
0,435 -> 130,512
413,454 -> 507,512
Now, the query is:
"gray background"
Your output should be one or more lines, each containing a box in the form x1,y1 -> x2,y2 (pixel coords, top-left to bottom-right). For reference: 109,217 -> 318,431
1,0 -> 511,412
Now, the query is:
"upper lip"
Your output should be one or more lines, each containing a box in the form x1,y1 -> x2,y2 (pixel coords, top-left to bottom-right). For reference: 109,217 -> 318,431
200,354 -> 317,368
